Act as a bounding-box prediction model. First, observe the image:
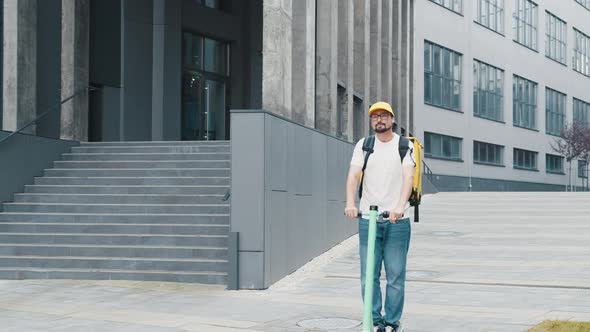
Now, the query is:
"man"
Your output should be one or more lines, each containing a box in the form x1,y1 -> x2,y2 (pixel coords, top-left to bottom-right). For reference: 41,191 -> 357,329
344,101 -> 414,332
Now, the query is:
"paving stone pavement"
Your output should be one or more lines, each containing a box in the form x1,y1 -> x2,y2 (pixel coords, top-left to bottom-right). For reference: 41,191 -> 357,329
0,192 -> 589,332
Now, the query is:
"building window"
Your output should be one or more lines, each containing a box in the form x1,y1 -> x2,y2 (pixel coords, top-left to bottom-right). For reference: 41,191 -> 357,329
476,0 -> 505,34
546,88 -> 566,136
428,0 -> 463,14
424,132 -> 463,160
513,0 -> 538,50
513,75 -> 537,130
574,98 -> 590,126
474,141 -> 504,166
575,0 -> 590,11
546,154 -> 565,174
579,160 -> 589,178
424,41 -> 462,112
513,148 -> 538,170
574,29 -> 590,77
473,60 -> 504,122
545,12 -> 567,65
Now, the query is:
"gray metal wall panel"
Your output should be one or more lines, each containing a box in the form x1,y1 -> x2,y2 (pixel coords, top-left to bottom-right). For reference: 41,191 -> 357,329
326,138 -> 342,201
292,126 -> 313,195
265,190 -> 288,285
268,116 -> 288,192
0,131 -> 79,206
238,251 -> 264,289
231,110 -> 357,289
231,113 -> 265,252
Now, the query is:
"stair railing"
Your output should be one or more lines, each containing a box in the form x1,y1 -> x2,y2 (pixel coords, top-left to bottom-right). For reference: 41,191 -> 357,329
423,159 -> 434,182
0,86 -> 97,145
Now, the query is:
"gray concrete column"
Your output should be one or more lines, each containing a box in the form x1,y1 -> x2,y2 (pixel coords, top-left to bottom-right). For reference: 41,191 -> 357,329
291,0 -> 315,127
263,0 -> 293,118
392,0 -> 402,129
337,0 -> 352,140
353,0 -> 370,139
369,0 -> 381,103
60,0 -> 89,141
345,0 -> 354,141
2,0 -> 37,134
315,0 -> 338,135
381,0 -> 392,105
151,0 -> 181,141
400,0 -> 410,135
409,0 -> 415,134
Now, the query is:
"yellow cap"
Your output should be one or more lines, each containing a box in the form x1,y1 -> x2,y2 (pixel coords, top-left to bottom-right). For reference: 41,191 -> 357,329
369,102 -> 394,117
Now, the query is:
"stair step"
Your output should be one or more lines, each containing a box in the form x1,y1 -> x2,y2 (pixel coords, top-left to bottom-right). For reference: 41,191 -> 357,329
3,203 -> 230,214
0,244 -> 228,259
1,141 -> 232,285
0,233 -> 227,246
61,152 -> 231,161
14,193 -> 229,205
34,177 -> 230,186
0,223 -> 230,235
44,168 -> 230,177
0,213 -> 229,224
24,185 -> 229,195
0,255 -> 227,271
0,268 -> 227,284
54,160 -> 230,169
71,146 -> 230,154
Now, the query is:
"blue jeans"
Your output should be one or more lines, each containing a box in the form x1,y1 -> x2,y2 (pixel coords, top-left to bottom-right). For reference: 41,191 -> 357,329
359,217 -> 411,328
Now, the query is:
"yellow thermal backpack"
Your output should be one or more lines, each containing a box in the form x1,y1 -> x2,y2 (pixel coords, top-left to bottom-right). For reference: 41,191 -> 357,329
358,135 -> 424,222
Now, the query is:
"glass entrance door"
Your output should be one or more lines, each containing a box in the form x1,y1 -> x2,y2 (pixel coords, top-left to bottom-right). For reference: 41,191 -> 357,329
182,72 -> 226,141
182,32 -> 229,141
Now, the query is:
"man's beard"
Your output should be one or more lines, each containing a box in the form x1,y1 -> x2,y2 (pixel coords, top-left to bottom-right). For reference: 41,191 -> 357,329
374,124 -> 391,133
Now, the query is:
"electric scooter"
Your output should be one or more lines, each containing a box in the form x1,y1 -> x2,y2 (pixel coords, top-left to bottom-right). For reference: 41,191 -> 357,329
357,205 -> 391,332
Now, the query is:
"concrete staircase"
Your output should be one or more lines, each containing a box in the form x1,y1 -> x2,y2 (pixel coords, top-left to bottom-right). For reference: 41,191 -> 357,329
0,141 -> 231,284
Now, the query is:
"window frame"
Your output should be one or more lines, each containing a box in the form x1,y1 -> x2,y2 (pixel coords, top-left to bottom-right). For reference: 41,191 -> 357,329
473,60 -> 505,122
579,160 -> 589,178
546,154 -> 565,174
513,0 -> 538,51
428,0 -> 464,15
424,131 -> 464,161
545,87 -> 566,136
573,28 -> 590,77
424,41 -> 463,112
473,140 -> 505,166
573,97 -> 590,126
513,75 -> 538,130
545,11 -> 567,65
513,148 -> 538,171
475,0 -> 505,35
575,0 -> 590,11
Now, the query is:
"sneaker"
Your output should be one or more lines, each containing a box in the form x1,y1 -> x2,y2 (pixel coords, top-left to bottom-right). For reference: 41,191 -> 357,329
385,323 -> 404,332
373,326 -> 385,332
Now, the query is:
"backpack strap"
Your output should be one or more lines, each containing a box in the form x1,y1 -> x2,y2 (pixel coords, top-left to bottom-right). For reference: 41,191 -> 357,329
398,136 -> 410,163
358,135 -> 375,199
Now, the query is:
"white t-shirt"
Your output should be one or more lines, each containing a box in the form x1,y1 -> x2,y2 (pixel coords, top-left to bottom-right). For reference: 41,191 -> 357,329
350,134 -> 416,213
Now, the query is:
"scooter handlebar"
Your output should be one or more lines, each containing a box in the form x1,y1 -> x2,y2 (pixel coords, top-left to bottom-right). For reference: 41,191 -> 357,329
356,211 -> 390,219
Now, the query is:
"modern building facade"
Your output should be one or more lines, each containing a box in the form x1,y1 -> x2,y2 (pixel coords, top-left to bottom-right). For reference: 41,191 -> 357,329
415,0 -> 590,191
0,0 -> 413,144
2,0 -> 589,192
